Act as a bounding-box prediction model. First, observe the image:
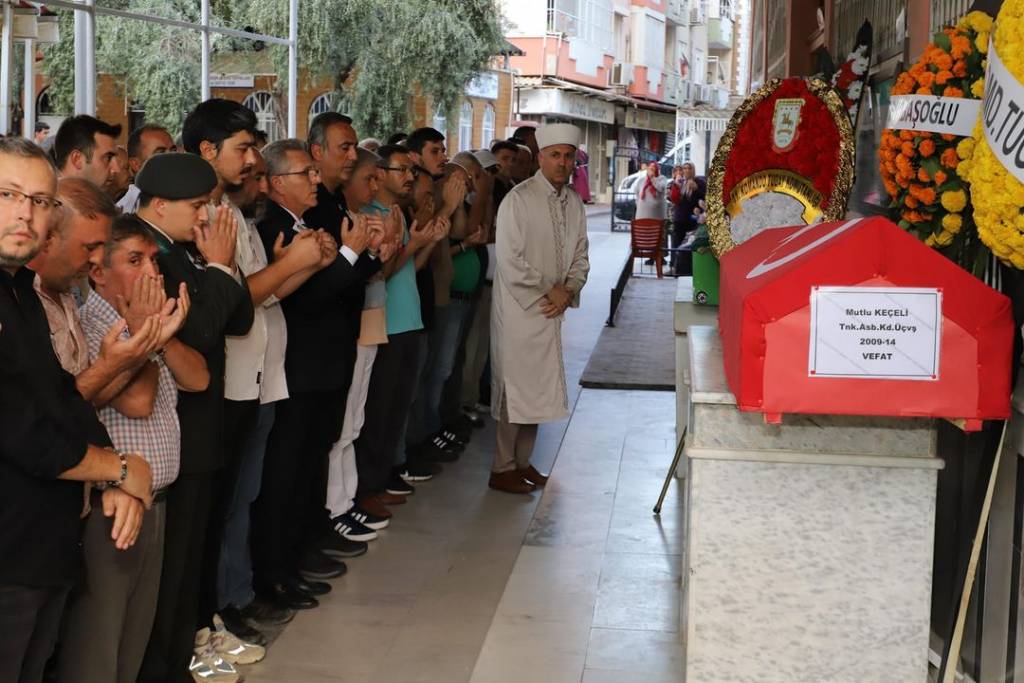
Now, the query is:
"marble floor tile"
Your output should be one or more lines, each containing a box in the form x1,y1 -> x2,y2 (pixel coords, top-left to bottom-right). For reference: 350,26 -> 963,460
582,668 -> 684,683
592,552 -> 682,632
584,627 -> 684,673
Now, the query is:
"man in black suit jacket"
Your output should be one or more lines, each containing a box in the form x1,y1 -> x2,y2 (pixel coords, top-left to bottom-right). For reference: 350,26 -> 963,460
253,138 -> 380,610
134,153 -> 255,683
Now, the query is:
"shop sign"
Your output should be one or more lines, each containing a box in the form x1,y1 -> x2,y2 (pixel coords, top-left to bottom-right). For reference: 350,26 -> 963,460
625,108 -> 675,132
808,286 -> 942,380
886,95 -> 981,137
210,73 -> 255,88
466,72 -> 500,100
982,39 -> 1024,184
518,89 -> 615,124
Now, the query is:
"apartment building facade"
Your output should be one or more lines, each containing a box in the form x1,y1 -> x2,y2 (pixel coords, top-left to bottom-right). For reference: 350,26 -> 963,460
501,0 -> 747,201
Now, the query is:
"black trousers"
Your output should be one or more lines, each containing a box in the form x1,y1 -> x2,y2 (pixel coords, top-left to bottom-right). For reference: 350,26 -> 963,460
0,583 -> 69,683
138,472 -> 215,683
197,399 -> 259,628
253,389 -> 346,589
671,218 -> 695,274
356,330 -> 423,496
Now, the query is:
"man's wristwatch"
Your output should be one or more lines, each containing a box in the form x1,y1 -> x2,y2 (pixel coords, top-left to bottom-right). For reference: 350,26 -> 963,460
107,450 -> 128,488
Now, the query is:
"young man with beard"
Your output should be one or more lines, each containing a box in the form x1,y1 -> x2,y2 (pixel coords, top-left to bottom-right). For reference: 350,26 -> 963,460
0,137 -> 153,683
133,151 -> 255,683
254,139 -> 378,612
217,146 -> 331,643
58,215 -> 208,683
53,115 -> 124,199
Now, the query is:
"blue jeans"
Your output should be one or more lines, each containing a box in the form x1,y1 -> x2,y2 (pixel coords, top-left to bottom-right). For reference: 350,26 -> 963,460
218,402 -> 276,610
415,298 -> 474,441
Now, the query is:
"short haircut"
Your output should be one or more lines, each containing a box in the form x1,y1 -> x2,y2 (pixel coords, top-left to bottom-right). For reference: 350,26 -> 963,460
490,140 -> 519,156
512,125 -> 536,141
103,213 -> 157,266
353,146 -> 382,174
126,124 -> 171,159
35,121 -> 50,133
51,177 -> 117,238
376,144 -> 409,165
308,112 -> 353,151
181,98 -> 258,155
406,127 -> 445,154
54,115 -> 122,170
0,136 -> 56,171
385,132 -> 408,146
262,138 -> 310,177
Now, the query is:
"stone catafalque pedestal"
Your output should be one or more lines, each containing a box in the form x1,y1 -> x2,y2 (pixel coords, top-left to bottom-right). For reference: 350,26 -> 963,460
680,325 -> 941,682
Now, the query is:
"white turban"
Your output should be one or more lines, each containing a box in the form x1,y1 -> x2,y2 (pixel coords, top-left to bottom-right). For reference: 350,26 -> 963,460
536,123 -> 581,150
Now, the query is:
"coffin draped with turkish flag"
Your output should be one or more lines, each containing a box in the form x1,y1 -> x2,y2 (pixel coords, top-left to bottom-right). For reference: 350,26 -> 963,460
718,216 -> 1012,430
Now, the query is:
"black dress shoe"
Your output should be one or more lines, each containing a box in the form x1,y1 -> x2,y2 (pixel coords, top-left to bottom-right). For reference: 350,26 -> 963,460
217,608 -> 268,646
291,577 -> 331,596
239,599 -> 295,625
300,549 -> 347,579
461,409 -> 485,429
263,582 -> 318,610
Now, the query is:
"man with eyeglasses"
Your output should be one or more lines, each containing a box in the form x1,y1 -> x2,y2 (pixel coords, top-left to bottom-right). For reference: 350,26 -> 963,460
254,138 -> 379,613
0,136 -> 153,683
216,146 -> 332,643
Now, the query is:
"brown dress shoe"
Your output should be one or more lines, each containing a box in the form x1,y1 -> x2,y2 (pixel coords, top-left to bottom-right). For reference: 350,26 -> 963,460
519,465 -> 549,487
376,492 -> 407,505
356,496 -> 393,519
489,470 -> 535,494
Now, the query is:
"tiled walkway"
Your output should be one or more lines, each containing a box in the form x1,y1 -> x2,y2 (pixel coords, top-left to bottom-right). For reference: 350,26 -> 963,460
244,221 -> 684,682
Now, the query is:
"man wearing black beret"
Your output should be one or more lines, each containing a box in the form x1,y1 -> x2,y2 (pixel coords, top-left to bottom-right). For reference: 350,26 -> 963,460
134,152 -> 255,683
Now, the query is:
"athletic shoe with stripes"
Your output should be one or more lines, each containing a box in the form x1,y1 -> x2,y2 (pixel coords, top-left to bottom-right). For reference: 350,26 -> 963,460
333,512 -> 378,542
349,506 -> 390,531
211,615 -> 266,664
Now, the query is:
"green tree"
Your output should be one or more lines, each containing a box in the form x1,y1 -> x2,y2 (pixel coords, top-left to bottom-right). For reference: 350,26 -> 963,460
43,0 -> 506,139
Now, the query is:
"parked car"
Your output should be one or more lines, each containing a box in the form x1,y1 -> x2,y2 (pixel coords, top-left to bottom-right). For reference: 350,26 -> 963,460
612,164 -> 675,222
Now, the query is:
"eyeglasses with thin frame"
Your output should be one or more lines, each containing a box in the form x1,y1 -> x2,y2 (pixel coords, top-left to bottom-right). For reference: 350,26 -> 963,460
274,166 -> 321,180
0,187 -> 62,212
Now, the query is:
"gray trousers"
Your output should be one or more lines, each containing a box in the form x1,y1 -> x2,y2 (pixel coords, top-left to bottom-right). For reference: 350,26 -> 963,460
57,496 -> 166,683
494,415 -> 539,474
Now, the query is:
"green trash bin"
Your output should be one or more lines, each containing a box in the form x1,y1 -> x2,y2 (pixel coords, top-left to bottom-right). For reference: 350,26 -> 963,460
691,249 -> 719,306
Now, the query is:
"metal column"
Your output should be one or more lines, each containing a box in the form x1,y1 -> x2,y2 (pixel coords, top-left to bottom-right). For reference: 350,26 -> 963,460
286,0 -> 297,136
22,39 -> 33,137
0,2 -> 13,133
200,0 -> 210,101
73,0 -> 95,115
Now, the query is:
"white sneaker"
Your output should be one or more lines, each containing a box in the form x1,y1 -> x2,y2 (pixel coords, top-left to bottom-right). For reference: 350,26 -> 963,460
189,651 -> 241,682
211,616 -> 266,664
193,628 -> 243,681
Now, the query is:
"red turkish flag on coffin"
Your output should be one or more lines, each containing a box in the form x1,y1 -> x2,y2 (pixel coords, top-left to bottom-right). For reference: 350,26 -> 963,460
718,217 -> 1013,429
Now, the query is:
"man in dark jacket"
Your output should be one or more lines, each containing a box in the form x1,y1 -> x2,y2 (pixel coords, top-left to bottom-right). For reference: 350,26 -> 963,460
253,136 -> 379,611
0,137 -> 152,683
135,151 -> 254,683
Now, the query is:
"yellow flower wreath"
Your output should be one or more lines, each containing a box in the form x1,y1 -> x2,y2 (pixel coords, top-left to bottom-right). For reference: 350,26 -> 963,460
960,0 -> 1024,269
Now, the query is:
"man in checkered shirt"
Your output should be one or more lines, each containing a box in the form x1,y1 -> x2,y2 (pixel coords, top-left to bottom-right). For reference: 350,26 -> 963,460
58,214 -> 210,683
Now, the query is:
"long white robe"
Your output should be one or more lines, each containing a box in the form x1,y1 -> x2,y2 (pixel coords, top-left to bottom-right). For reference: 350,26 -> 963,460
491,171 -> 590,424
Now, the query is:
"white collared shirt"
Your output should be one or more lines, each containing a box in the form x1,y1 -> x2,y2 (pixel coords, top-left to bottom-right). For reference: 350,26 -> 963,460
220,200 -> 289,404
